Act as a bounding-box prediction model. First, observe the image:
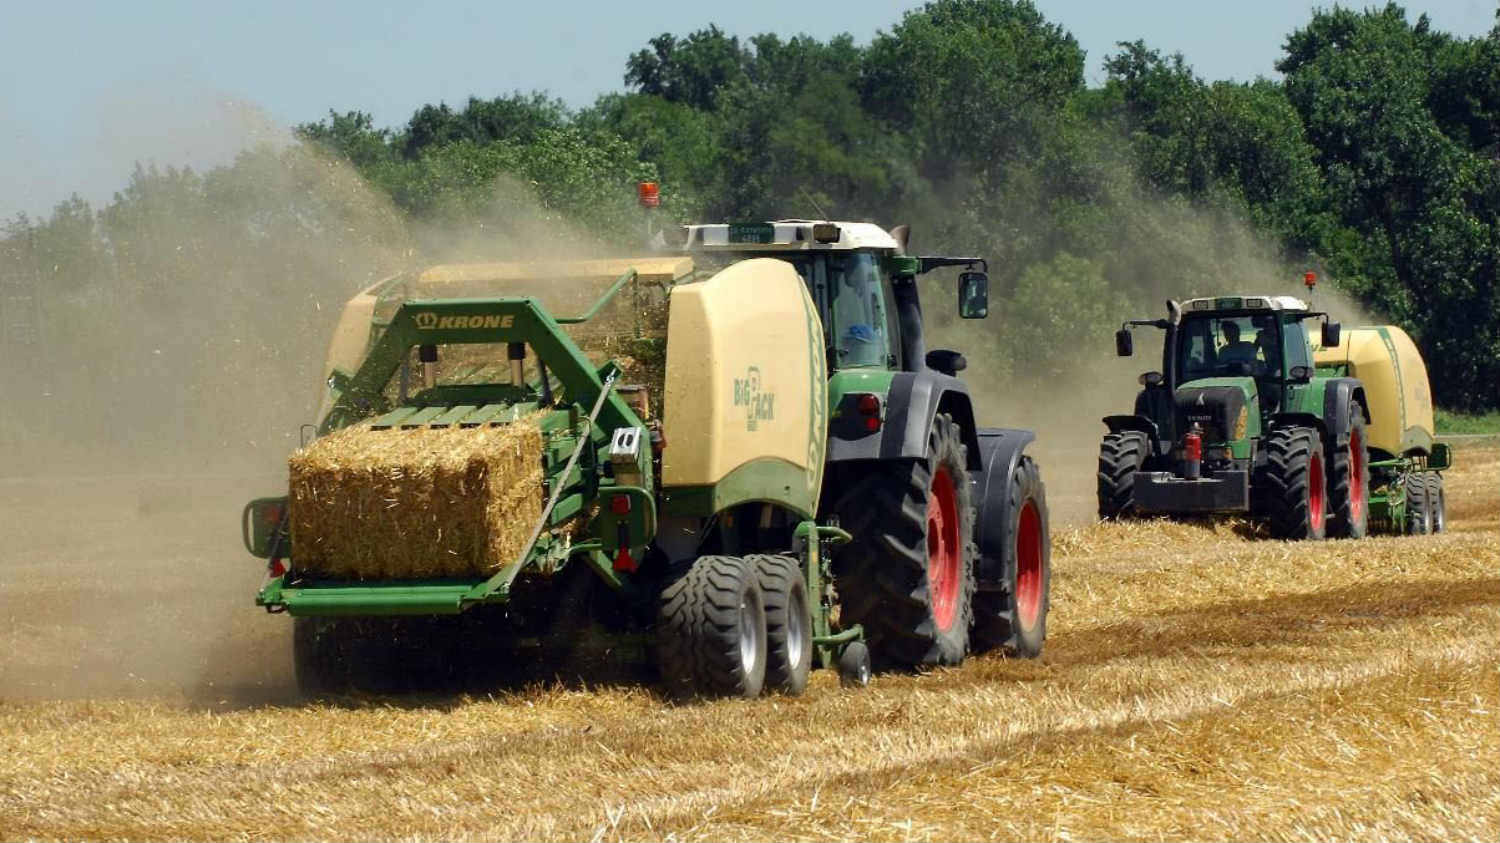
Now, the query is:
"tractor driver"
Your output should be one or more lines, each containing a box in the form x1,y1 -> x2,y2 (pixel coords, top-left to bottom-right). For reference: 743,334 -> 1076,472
1218,321 -> 1259,369
829,254 -> 888,368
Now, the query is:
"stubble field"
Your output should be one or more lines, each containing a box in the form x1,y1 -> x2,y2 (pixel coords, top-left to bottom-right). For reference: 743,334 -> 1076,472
1,442 -> 1495,841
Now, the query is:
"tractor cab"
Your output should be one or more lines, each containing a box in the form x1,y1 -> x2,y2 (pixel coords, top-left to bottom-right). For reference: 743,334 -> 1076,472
680,221 -> 988,375
1170,296 -> 1321,418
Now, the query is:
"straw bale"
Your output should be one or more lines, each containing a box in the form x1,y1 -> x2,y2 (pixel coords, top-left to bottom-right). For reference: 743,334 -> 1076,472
288,417 -> 543,578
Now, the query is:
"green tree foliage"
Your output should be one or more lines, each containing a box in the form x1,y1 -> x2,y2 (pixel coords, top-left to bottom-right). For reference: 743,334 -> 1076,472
2,0 -> 1496,475
625,25 -> 749,110
1278,3 -> 1499,410
861,0 -> 1084,182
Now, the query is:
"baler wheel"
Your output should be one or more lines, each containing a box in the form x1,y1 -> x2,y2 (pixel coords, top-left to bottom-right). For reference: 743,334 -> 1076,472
1426,472 -> 1447,533
971,455 -> 1051,656
1328,404 -> 1370,539
1255,426 -> 1327,540
750,554 -> 812,696
1405,473 -> 1434,534
837,641 -> 872,688
656,555 -> 767,700
829,413 -> 975,666
1097,431 -> 1147,520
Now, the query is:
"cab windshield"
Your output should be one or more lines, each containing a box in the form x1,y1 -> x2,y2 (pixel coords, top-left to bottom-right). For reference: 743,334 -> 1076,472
1176,314 -> 1283,381
692,250 -> 894,370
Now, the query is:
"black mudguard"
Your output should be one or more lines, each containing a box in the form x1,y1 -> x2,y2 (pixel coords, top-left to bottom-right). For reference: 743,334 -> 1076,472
1103,413 -> 1160,439
827,371 -> 982,471
1321,377 -> 1368,447
971,427 -> 1035,585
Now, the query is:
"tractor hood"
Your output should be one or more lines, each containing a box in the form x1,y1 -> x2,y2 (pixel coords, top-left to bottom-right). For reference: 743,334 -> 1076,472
1175,379 -> 1254,445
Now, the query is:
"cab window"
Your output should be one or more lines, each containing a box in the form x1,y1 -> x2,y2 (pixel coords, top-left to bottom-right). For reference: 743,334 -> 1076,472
1177,314 -> 1281,380
826,252 -> 891,368
1281,318 -> 1311,373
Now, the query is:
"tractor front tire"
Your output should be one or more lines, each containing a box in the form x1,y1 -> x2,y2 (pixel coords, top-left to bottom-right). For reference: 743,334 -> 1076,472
829,413 -> 975,667
1328,404 -> 1370,539
1256,426 -> 1328,540
972,455 -> 1050,657
751,554 -> 813,696
1097,431 -> 1147,520
656,555 -> 768,700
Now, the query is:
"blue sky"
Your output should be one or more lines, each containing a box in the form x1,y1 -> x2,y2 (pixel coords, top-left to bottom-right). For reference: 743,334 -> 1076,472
1,0 -> 1492,219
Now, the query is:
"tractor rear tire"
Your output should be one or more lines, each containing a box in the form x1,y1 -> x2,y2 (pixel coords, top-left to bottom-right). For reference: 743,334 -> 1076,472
1097,431 -> 1147,520
829,413 -> 975,667
293,617 -> 350,697
971,455 -> 1050,657
656,555 -> 768,700
1405,472 -> 1436,534
1328,405 -> 1370,539
751,554 -> 812,696
1426,472 -> 1447,533
1256,426 -> 1327,540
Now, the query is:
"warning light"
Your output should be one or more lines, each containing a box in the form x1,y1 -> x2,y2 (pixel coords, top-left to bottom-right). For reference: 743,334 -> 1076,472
1304,271 -> 1317,289
637,181 -> 660,208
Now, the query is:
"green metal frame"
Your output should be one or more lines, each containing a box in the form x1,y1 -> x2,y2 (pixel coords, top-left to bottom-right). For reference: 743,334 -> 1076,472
259,273 -> 652,617
794,521 -> 863,668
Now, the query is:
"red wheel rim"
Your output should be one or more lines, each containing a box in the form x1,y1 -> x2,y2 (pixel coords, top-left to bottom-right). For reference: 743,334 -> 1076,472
1309,452 -> 1325,532
1349,430 -> 1365,524
1015,500 -> 1043,630
927,466 -> 961,632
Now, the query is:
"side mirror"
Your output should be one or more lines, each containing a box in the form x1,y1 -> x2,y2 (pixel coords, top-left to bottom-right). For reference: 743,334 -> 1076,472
958,271 -> 988,318
1288,364 -> 1314,383
1321,320 -> 1341,348
1115,328 -> 1134,357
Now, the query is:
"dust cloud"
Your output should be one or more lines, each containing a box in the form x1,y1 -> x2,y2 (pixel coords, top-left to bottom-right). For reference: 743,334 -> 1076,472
0,98 -> 639,705
919,194 -> 1384,525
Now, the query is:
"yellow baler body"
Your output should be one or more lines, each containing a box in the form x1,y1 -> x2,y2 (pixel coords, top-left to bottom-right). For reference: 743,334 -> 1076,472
1314,325 -> 1435,458
661,258 -> 828,518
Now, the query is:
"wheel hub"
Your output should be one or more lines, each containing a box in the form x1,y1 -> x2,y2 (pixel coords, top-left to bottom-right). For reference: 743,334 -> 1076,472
1016,500 -> 1043,629
1309,452 -> 1325,532
926,466 -> 961,632
1349,430 -> 1365,524
738,597 -> 759,675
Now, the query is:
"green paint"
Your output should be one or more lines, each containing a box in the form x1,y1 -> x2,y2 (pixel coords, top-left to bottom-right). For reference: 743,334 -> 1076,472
827,369 -> 896,416
662,457 -> 818,519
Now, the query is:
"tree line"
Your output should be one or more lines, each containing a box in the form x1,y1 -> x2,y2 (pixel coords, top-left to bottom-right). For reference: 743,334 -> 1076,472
0,1 -> 1495,469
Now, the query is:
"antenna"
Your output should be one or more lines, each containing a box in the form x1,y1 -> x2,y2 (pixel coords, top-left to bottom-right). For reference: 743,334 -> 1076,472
798,187 -> 831,221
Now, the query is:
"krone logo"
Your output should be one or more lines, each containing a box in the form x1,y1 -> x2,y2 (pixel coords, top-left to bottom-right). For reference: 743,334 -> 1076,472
414,312 -> 514,330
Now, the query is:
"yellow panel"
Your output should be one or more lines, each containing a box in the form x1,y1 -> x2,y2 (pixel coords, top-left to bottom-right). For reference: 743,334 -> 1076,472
661,258 -> 827,502
1314,326 -> 1434,456
417,257 -> 693,288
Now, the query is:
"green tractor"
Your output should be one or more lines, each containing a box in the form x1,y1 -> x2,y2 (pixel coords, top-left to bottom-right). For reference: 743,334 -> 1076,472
1100,291 -> 1451,538
244,219 -> 1051,698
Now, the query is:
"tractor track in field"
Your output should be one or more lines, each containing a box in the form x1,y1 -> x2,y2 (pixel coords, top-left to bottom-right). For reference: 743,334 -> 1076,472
0,442 -> 1495,840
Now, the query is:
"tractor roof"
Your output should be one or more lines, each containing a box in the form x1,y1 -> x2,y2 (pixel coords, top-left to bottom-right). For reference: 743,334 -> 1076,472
683,220 -> 900,252
1181,295 -> 1309,314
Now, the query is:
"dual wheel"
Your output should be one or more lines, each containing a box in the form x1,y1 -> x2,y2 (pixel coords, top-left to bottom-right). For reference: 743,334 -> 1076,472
655,554 -> 870,700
